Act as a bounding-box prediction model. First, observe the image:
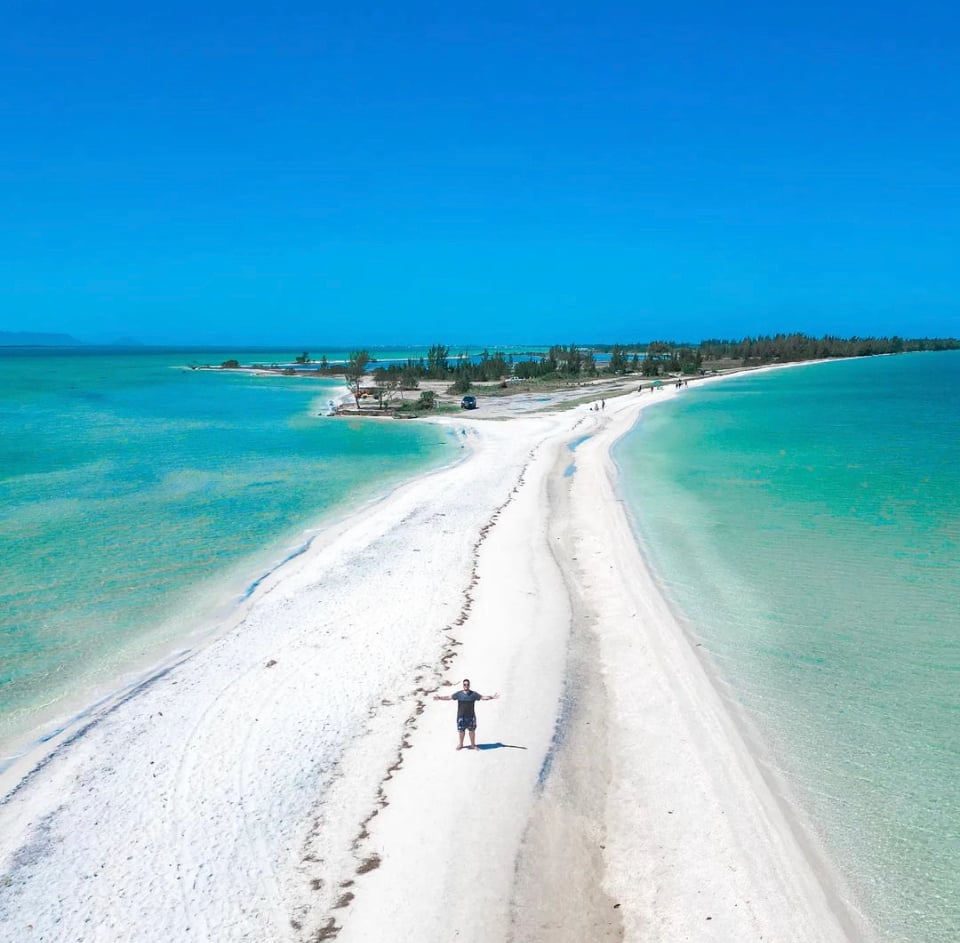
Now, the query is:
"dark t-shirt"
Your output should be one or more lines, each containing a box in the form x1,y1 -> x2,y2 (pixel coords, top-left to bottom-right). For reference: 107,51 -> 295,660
452,690 -> 481,718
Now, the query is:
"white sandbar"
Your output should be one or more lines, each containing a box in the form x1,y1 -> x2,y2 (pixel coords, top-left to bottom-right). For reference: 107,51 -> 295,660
0,373 -> 870,942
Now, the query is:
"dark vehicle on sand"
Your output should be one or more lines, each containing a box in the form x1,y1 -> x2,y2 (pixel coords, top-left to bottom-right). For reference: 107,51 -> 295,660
460,395 -> 477,410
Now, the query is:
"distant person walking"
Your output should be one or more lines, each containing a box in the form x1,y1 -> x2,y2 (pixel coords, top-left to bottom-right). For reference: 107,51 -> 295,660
434,679 -> 500,750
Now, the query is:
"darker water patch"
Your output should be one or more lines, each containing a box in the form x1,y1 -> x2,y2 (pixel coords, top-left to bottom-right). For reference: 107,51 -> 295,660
563,463 -> 576,478
567,434 -> 591,451
242,536 -> 316,600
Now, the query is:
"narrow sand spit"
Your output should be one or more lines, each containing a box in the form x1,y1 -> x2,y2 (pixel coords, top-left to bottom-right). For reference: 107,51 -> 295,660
0,372 -> 868,942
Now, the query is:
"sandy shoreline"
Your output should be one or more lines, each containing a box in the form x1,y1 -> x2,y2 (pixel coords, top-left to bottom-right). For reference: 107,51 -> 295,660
0,367 -> 871,941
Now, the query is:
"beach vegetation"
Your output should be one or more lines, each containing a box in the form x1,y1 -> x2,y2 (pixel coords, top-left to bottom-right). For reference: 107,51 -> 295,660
591,333 -> 959,373
320,333 -> 959,410
695,333 -> 958,366
400,367 -> 420,392
373,368 -> 401,409
363,347 -> 512,390
608,344 -> 630,373
345,350 -> 371,407
295,351 -> 310,364
394,389 -> 460,416
221,359 -> 240,368
511,343 -> 600,380
427,343 -> 450,374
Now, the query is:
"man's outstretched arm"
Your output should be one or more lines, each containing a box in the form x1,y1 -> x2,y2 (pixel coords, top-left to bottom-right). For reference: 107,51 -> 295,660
433,694 -> 452,701
481,693 -> 500,701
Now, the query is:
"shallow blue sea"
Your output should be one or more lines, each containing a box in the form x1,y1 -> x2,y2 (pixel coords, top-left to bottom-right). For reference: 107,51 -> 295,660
0,348 -> 452,754
615,351 -> 960,943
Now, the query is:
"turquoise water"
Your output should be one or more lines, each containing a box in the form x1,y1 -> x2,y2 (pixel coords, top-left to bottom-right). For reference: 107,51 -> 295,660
615,352 -> 960,943
0,349 -> 452,754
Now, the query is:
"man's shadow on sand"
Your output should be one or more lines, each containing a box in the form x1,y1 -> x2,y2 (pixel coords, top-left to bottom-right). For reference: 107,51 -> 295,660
475,742 -> 527,751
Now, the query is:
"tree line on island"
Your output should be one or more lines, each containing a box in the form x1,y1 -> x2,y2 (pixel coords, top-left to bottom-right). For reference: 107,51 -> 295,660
220,333 -> 958,411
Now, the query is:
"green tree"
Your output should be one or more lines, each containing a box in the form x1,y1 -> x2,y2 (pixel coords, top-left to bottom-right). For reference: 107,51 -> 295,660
295,351 -> 310,364
427,343 -> 450,376
373,367 -> 400,409
608,344 -> 629,374
643,341 -> 671,376
563,343 -> 583,376
399,366 -> 420,397
345,350 -> 370,407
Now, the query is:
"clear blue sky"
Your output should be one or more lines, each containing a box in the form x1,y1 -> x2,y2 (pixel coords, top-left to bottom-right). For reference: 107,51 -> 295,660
3,1 -> 959,346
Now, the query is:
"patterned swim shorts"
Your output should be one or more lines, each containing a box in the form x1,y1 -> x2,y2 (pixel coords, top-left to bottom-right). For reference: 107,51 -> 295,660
457,716 -> 477,732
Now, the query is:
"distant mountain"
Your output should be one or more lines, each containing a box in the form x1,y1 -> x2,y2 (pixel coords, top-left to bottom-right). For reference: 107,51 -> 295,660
0,331 -> 83,347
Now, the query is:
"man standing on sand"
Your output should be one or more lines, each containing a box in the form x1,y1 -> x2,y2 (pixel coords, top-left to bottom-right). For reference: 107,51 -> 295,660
434,679 -> 499,750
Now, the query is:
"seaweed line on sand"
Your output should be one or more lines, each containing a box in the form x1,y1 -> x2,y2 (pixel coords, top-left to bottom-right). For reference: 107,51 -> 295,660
297,446 -> 537,940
